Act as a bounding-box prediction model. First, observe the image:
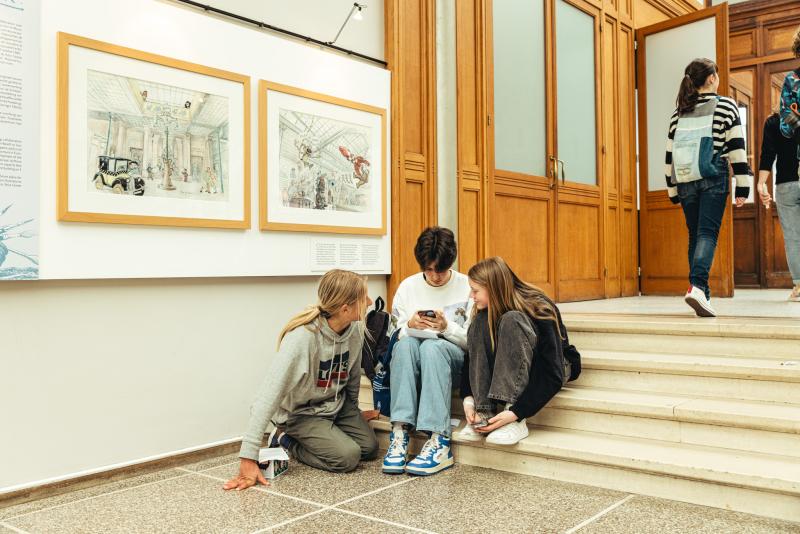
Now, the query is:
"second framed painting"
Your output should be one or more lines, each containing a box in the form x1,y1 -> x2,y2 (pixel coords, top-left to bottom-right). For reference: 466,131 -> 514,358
57,32 -> 250,229
259,80 -> 387,235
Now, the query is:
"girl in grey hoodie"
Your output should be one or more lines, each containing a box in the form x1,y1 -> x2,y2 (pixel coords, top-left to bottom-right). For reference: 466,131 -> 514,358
224,270 -> 377,491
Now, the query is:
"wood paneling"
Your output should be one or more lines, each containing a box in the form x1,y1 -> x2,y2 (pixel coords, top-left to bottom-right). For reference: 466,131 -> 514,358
491,193 -> 552,290
730,31 -> 756,59
619,23 -> 638,295
385,0 -> 438,302
766,23 -> 799,56
603,15 -> 621,297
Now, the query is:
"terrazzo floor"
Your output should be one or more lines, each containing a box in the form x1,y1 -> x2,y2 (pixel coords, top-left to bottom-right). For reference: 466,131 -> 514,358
1,453 -> 798,534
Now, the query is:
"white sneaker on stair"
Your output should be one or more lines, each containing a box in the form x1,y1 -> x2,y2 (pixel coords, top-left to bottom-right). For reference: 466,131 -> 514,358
454,423 -> 483,443
684,285 -> 716,317
485,419 -> 529,445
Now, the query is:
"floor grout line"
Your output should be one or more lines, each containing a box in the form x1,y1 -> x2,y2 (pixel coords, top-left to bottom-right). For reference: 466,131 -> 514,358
331,476 -> 419,507
333,507 -> 438,533
561,494 -> 636,534
1,472 -> 192,522
181,469 -> 328,508
0,521 -> 31,534
250,507 -> 331,533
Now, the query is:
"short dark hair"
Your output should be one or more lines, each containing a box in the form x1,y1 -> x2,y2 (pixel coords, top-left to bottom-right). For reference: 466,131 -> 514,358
414,226 -> 457,272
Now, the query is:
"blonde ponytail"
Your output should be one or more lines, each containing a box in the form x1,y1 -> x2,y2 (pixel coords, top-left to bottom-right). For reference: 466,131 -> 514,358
277,269 -> 368,349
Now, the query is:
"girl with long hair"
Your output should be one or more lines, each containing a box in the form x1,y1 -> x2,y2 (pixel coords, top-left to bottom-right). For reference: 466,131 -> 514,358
665,58 -> 752,316
456,257 -> 571,446
224,269 -> 376,491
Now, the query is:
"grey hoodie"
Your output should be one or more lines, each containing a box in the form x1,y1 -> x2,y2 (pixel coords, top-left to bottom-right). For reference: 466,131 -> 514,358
239,317 -> 364,460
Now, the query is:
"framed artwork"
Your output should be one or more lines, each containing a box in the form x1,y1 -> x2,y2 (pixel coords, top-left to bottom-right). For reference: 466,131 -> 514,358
259,80 -> 386,235
57,32 -> 251,228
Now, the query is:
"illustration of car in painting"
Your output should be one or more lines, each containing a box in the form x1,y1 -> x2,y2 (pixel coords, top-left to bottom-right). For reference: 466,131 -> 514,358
93,156 -> 145,196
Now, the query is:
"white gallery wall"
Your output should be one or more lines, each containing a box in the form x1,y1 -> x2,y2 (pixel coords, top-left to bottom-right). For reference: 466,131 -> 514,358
0,0 -> 388,492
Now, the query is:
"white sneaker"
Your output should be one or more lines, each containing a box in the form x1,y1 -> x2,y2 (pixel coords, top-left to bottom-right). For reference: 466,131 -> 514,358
485,419 -> 529,445
789,285 -> 800,302
454,423 -> 483,443
684,285 -> 716,317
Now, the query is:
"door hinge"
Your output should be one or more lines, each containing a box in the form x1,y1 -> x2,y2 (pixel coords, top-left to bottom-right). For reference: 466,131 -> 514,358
637,266 -> 642,277
604,267 -> 608,278
487,115 -> 492,127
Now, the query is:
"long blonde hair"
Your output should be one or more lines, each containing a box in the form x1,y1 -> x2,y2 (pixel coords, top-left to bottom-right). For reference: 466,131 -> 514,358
468,257 -> 563,348
278,269 -> 369,348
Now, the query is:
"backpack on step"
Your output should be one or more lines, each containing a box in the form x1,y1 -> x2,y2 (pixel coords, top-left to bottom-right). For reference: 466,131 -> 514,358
362,296 -> 391,380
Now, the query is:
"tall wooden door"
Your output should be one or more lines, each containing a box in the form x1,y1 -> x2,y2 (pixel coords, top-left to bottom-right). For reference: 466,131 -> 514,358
636,4 -> 734,296
486,0 -> 603,302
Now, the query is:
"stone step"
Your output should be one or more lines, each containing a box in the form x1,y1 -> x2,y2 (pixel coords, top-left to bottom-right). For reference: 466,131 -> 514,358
569,330 -> 800,360
368,419 -> 800,522
575,350 -> 800,403
358,380 -> 800,458
563,314 -> 800,341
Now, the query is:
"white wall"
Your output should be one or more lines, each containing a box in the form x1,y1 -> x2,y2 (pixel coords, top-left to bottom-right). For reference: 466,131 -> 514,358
0,0 -> 387,493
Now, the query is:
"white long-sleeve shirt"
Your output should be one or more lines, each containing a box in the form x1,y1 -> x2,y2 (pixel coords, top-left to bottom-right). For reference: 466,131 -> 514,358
390,270 -> 472,350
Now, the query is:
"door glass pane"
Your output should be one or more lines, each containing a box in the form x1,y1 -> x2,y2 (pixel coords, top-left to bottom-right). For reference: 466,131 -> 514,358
492,0 -> 546,176
556,0 -> 597,185
644,16 -> 716,191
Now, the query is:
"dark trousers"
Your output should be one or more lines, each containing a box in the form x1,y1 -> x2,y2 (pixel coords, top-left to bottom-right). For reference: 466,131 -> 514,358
678,175 -> 729,299
285,399 -> 378,473
467,311 -> 535,412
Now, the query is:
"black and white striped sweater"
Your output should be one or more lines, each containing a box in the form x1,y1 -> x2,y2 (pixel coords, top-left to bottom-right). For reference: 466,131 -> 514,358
664,93 -> 752,202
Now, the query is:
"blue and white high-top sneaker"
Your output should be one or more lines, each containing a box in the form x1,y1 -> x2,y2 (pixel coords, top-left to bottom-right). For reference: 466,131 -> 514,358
405,433 -> 454,476
382,427 -> 410,474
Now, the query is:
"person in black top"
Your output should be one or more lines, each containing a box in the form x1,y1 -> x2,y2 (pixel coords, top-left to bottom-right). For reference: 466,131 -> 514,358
758,112 -> 800,301
456,257 -> 568,446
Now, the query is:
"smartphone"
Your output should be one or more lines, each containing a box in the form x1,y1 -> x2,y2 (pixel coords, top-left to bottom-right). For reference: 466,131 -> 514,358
472,418 -> 489,429
417,310 -> 436,318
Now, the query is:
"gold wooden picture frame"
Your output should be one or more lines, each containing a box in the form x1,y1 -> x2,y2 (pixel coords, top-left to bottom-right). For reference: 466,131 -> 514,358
259,80 -> 387,235
57,32 -> 251,229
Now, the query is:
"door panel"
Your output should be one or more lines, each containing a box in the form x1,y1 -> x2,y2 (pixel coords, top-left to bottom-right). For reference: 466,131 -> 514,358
636,4 -> 734,296
554,0 -> 604,301
487,0 -> 556,295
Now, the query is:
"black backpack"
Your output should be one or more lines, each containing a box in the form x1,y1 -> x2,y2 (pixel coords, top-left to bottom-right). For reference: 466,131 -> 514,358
362,296 -> 391,380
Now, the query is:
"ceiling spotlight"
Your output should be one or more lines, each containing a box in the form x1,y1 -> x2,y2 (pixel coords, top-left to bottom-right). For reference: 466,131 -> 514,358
184,101 -> 191,109
329,2 -> 366,45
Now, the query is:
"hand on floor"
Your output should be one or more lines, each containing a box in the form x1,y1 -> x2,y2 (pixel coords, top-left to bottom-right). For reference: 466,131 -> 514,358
475,410 -> 518,433
223,459 -> 269,491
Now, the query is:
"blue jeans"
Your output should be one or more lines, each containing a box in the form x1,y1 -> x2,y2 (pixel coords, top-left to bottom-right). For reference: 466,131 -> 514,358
389,336 -> 464,437
678,175 -> 729,299
776,181 -> 800,285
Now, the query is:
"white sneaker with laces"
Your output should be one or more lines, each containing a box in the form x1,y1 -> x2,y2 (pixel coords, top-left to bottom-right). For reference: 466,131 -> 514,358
684,285 -> 716,317
485,419 -> 529,445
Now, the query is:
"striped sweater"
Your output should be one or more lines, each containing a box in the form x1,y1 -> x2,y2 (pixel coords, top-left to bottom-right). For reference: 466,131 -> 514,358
664,93 -> 752,202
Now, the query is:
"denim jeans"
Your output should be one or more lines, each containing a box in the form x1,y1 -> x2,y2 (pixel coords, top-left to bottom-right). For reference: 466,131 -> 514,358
466,310 -> 535,413
678,175 -> 729,299
389,336 -> 464,437
775,181 -> 800,285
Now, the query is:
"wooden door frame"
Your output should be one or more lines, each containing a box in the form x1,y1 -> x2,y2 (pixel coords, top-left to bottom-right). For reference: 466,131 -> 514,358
635,3 -> 734,296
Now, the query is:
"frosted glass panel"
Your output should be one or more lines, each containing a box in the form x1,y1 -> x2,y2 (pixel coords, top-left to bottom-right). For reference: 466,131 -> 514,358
644,17 -> 716,191
493,0 -> 546,176
556,0 -> 597,185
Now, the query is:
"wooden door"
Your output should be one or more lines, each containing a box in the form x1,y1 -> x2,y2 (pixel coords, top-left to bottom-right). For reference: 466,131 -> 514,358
761,60 -> 797,288
486,0 -> 605,302
552,0 -> 605,301
636,4 -> 734,296
486,0 -> 556,297
730,68 -> 759,287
